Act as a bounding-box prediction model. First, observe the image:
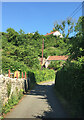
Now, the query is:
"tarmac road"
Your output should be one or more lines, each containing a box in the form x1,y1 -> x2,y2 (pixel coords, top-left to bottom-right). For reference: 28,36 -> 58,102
5,81 -> 70,119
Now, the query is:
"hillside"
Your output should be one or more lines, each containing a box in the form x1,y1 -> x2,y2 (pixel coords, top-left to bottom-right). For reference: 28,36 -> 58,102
1,16 -> 84,74
2,28 -> 70,74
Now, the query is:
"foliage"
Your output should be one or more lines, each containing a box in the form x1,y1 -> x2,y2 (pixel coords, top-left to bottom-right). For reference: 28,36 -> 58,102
1,16 -> 84,117
2,56 -> 30,74
55,58 -> 84,117
75,16 -> 84,34
27,69 -> 55,83
2,17 -> 82,74
53,17 -> 75,38
2,30 -> 42,73
67,16 -> 84,61
2,26 -> 71,73
6,28 -> 18,44
55,16 -> 84,117
6,81 -> 11,98
2,102 -> 11,114
48,61 -> 65,70
2,89 -> 23,114
18,89 -> 24,100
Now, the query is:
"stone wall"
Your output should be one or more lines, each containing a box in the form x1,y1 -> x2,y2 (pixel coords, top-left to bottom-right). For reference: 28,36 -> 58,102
0,75 -> 25,105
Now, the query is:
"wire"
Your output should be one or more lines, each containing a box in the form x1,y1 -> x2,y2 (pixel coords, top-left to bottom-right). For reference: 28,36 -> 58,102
71,2 -> 84,18
68,2 -> 84,18
70,3 -> 82,17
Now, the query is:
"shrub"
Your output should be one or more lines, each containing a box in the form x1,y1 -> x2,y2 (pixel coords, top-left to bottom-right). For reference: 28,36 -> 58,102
27,69 -> 55,83
55,59 -> 84,117
48,61 -> 64,70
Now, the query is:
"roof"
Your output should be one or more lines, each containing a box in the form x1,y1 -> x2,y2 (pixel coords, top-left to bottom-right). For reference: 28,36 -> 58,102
44,31 -> 56,36
47,56 -> 68,61
44,31 -> 63,38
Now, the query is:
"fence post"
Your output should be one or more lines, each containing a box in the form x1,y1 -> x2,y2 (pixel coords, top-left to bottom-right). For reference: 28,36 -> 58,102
22,72 -> 23,78
25,72 -> 26,79
8,69 -> 10,77
16,72 -> 18,79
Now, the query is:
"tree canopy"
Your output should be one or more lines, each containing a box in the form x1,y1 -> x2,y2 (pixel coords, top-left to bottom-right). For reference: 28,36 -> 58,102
1,16 -> 84,73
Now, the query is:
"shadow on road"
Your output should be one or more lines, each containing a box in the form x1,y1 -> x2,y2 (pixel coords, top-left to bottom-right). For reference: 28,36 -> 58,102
26,82 -> 70,119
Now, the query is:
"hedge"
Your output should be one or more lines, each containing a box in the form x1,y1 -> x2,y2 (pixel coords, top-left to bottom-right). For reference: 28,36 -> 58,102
55,60 -> 84,117
27,69 -> 55,83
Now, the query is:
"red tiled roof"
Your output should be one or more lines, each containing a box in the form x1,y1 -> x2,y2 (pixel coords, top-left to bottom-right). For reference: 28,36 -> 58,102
47,56 -> 68,61
44,31 -> 55,36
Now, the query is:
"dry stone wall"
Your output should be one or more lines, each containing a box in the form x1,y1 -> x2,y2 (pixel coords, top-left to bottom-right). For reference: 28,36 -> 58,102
0,75 -> 25,105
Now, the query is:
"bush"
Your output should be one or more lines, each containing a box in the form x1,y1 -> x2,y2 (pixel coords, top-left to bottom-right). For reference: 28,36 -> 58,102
27,69 -> 55,83
55,59 -> 84,117
48,61 -> 64,70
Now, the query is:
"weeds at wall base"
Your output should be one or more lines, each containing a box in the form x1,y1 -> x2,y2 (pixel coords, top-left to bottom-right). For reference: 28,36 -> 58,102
2,89 -> 24,115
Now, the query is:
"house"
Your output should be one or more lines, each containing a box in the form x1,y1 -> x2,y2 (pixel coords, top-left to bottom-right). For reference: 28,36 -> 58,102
38,57 -> 46,66
44,31 -> 63,38
45,56 -> 68,68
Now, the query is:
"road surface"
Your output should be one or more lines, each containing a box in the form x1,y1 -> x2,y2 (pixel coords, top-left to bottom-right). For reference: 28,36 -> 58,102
5,81 -> 70,119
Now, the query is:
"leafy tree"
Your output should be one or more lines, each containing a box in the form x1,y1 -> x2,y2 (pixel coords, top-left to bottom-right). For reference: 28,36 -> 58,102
68,16 -> 84,60
6,28 -> 18,44
1,16 -> 79,74
53,17 -> 75,38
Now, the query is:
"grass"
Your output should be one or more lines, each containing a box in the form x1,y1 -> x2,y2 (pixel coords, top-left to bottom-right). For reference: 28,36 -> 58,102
37,79 -> 55,85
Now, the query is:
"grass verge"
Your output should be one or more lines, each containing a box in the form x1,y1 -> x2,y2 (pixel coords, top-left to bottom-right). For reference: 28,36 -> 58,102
37,79 -> 55,85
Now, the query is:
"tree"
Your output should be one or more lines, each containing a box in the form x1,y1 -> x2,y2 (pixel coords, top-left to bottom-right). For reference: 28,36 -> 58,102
68,16 -> 84,60
6,28 -> 18,44
53,17 -> 75,38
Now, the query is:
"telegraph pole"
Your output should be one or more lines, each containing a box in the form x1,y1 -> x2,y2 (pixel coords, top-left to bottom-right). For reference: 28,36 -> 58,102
41,39 -> 44,70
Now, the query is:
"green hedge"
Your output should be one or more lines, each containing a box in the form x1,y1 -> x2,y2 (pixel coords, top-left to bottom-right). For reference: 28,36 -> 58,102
48,61 -> 64,70
55,59 -> 84,117
27,69 -> 55,83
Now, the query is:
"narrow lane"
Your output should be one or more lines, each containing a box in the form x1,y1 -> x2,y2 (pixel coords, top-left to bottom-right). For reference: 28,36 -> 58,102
5,81 -> 69,118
